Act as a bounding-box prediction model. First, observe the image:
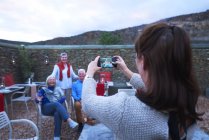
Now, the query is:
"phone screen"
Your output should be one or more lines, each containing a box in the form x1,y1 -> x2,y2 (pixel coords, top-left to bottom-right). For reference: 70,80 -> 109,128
98,57 -> 113,68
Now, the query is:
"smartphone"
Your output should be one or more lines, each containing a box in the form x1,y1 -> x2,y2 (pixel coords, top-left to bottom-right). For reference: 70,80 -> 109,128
97,57 -> 118,68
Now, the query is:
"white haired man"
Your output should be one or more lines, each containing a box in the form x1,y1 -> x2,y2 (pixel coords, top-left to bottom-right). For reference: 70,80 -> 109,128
72,69 -> 96,132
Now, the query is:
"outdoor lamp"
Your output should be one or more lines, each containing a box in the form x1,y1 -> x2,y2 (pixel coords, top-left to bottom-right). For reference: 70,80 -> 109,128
11,56 -> 16,65
45,55 -> 49,65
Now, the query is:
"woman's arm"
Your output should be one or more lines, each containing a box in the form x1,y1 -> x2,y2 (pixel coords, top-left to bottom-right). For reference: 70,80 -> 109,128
115,56 -> 145,91
35,89 -> 44,103
56,87 -> 66,103
82,77 -> 128,132
51,65 -> 59,78
129,73 -> 146,90
114,56 -> 134,79
82,56 -> 127,132
70,66 -> 78,79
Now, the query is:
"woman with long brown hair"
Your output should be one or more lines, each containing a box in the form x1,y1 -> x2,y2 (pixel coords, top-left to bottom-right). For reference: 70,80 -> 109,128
82,23 -> 209,139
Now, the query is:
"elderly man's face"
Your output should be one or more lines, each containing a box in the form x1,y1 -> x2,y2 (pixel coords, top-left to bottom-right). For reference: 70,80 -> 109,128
78,72 -> 86,81
61,55 -> 68,63
48,77 -> 56,86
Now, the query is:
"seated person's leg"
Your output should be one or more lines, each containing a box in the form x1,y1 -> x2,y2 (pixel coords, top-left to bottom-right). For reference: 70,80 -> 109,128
74,101 -> 85,132
54,112 -> 62,139
42,102 -> 59,116
42,102 -> 78,128
74,101 -> 84,123
74,101 -> 97,126
52,102 -> 78,128
53,102 -> 69,120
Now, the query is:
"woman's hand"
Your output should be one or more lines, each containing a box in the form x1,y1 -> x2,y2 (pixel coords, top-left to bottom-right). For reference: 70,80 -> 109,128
86,56 -> 102,77
36,95 -> 43,102
114,56 -> 128,71
115,56 -> 134,79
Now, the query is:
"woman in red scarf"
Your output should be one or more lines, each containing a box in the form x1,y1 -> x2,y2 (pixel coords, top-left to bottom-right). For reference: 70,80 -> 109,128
51,52 -> 78,106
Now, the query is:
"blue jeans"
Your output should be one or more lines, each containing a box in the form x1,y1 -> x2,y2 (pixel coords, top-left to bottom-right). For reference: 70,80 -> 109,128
41,102 -> 69,137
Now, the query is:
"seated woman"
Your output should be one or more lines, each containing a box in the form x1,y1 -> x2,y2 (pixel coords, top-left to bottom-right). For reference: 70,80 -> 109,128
36,76 -> 78,140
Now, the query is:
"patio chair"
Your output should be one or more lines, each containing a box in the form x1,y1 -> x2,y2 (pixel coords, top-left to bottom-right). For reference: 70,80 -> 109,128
99,71 -> 112,83
10,86 -> 31,118
4,73 -> 15,86
0,94 -> 4,112
0,111 -> 39,140
35,100 -> 69,139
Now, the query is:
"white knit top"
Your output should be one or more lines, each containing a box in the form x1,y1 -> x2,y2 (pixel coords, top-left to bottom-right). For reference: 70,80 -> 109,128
82,73 -> 209,140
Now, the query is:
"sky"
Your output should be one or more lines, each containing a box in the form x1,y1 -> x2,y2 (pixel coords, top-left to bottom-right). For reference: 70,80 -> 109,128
0,0 -> 209,42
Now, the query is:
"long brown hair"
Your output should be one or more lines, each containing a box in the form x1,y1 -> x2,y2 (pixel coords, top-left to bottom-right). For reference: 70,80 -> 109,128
135,23 -> 202,139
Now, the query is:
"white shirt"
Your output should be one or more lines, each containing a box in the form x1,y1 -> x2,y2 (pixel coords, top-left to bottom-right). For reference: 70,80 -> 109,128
51,64 -> 78,89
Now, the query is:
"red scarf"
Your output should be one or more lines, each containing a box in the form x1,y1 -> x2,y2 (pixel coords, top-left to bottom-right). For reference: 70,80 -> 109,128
57,62 -> 71,81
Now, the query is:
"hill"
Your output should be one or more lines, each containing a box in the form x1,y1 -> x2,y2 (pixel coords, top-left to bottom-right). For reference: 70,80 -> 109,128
161,9 -> 209,44
1,10 -> 209,45
0,39 -> 29,46
31,25 -> 146,45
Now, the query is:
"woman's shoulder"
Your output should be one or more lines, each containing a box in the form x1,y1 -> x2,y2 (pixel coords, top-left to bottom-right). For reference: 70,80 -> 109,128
125,96 -> 149,109
124,96 -> 168,118
113,94 -> 149,110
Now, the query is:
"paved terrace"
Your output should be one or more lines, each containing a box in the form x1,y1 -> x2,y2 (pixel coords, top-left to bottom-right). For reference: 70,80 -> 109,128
1,96 -> 209,140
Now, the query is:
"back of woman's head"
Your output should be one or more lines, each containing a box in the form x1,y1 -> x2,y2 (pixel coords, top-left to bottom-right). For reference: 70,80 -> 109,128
135,23 -> 202,139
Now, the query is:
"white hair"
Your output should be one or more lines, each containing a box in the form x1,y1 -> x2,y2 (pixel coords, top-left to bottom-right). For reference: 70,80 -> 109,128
60,52 -> 67,57
78,69 -> 86,74
46,75 -> 55,85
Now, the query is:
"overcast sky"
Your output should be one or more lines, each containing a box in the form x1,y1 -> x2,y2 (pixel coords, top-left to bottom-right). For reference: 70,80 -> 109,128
0,0 -> 209,42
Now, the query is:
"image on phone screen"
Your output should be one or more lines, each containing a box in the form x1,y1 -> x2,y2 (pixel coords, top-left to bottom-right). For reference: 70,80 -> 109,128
99,58 -> 113,68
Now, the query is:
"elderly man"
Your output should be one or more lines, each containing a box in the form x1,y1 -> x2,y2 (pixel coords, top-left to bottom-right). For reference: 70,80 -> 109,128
72,69 -> 96,132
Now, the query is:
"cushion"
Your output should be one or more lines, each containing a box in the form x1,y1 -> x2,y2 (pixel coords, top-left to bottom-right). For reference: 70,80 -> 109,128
4,73 -> 14,86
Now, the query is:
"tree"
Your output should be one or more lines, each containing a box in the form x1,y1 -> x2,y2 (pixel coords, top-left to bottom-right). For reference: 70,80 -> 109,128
18,47 -> 34,82
99,32 -> 121,45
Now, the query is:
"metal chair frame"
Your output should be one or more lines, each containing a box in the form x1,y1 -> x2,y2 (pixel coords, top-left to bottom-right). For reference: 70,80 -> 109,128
10,86 -> 31,118
0,111 -> 39,140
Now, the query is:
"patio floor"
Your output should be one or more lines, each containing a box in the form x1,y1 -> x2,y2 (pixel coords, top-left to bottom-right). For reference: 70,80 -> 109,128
1,101 -> 81,140
1,96 -> 209,140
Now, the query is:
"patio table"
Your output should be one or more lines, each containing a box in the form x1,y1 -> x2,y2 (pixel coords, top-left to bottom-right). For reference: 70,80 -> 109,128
15,83 -> 42,99
0,85 -> 24,114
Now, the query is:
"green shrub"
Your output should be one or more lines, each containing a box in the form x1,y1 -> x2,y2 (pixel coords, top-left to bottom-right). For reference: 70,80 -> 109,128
18,47 -> 34,82
99,32 -> 121,45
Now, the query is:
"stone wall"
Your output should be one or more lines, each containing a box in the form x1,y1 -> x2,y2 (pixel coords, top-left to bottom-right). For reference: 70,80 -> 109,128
0,44 -> 22,83
27,45 -> 137,83
0,44 -> 208,94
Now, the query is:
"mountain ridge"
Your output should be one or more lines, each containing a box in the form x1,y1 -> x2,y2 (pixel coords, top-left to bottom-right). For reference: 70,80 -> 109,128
1,10 -> 209,45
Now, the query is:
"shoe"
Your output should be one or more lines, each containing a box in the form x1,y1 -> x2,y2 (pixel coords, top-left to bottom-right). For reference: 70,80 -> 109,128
77,123 -> 84,133
69,120 -> 78,129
